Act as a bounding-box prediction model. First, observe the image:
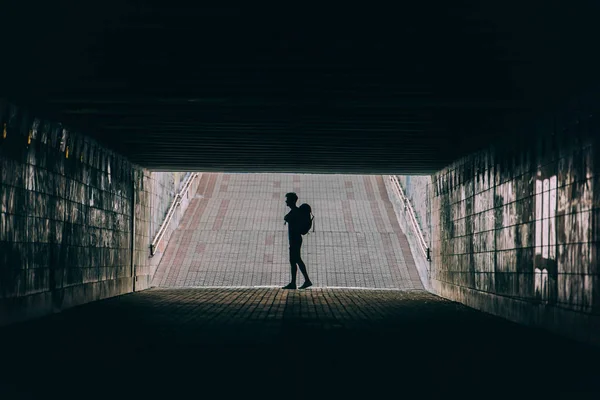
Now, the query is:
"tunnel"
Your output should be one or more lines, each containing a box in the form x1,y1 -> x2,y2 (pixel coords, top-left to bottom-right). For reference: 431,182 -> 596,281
1,1 -> 600,398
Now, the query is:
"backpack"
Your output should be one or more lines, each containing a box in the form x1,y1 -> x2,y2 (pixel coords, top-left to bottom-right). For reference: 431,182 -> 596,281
298,203 -> 314,235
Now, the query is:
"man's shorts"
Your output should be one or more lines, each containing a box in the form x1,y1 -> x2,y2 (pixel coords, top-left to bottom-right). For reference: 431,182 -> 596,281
289,236 -> 303,263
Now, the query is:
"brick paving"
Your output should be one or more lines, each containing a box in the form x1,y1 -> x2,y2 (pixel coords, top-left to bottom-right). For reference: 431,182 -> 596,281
153,173 -> 422,289
1,288 -> 599,399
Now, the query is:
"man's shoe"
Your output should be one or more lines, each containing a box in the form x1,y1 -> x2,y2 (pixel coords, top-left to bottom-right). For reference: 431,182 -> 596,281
299,281 -> 313,289
282,283 -> 297,290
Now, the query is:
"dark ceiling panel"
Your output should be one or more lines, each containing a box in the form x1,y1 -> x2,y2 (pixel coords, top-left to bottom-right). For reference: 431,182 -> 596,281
2,1 -> 599,173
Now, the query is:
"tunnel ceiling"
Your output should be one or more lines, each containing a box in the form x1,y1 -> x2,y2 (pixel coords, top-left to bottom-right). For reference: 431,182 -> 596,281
2,1 -> 600,173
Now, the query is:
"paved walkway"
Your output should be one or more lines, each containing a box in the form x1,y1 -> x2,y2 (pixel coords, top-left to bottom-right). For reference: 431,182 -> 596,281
1,288 -> 599,399
153,173 -> 422,289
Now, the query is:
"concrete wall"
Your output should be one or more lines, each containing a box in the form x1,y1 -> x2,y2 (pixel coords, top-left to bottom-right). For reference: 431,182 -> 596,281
395,175 -> 432,244
384,176 -> 432,290
0,101 -> 189,324
147,172 -> 200,284
423,111 -> 599,346
149,172 -> 188,240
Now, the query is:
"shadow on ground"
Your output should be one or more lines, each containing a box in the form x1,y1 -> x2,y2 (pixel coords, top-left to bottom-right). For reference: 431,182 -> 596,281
1,288 -> 599,399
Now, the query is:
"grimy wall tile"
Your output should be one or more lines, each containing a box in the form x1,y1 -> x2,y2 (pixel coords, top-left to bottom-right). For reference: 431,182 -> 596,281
397,111 -> 599,346
0,101 -> 189,325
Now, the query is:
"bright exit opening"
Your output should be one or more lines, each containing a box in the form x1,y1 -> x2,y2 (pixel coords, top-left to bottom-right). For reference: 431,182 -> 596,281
150,173 -> 424,290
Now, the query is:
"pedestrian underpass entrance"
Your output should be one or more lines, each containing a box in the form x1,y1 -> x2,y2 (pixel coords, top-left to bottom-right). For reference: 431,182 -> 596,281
152,173 -> 423,290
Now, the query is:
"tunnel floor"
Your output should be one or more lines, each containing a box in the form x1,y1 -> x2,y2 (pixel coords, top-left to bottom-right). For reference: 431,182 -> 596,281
153,173 -> 422,289
1,287 -> 599,399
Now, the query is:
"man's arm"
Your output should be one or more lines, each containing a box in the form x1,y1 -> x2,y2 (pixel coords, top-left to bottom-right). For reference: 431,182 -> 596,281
284,211 -> 290,224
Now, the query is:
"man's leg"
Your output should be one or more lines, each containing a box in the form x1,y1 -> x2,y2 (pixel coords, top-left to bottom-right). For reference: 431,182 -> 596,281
297,243 -> 312,289
297,258 -> 308,280
282,246 -> 299,289
297,258 -> 312,289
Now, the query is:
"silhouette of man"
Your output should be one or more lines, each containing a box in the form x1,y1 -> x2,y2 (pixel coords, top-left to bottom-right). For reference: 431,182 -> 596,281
282,192 -> 312,290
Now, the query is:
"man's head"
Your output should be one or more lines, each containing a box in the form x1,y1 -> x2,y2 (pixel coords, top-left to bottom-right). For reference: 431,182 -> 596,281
285,192 -> 298,208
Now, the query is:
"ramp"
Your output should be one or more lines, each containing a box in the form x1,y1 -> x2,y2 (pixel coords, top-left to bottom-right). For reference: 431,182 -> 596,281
153,173 -> 423,289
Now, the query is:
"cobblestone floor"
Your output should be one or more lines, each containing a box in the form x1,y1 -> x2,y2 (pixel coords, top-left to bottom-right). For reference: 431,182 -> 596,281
153,173 -> 422,289
1,288 -> 599,399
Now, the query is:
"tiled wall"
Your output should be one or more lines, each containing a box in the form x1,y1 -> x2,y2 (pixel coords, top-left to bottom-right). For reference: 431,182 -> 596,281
428,112 -> 599,345
0,101 -> 187,324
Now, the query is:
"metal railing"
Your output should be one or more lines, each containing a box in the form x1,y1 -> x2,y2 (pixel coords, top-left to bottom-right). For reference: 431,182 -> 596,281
388,175 -> 431,261
150,172 -> 199,256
